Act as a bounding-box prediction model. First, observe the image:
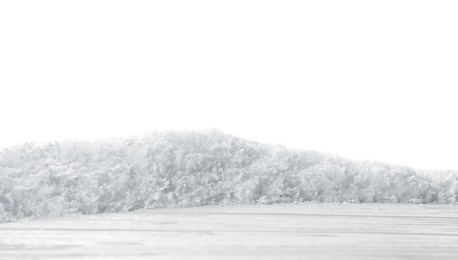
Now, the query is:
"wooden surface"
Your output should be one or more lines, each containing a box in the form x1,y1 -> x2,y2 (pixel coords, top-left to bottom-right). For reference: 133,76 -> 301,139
1,203 -> 458,259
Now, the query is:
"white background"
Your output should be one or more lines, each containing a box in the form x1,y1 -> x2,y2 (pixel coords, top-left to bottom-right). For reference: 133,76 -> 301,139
1,1 -> 457,170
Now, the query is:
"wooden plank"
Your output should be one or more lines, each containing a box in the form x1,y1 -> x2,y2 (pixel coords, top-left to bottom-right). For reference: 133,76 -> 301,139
1,203 -> 457,259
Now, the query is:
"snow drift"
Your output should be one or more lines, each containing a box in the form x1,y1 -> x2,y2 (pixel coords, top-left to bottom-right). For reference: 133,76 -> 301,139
1,130 -> 457,222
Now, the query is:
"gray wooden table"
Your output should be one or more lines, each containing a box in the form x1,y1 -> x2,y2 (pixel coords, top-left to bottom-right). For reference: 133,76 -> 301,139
1,203 -> 457,259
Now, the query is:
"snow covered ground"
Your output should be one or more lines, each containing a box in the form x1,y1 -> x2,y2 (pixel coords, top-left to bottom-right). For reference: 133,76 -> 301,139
1,203 -> 458,259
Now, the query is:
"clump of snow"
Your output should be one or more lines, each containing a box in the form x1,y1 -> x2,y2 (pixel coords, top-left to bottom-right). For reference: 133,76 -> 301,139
1,130 -> 457,222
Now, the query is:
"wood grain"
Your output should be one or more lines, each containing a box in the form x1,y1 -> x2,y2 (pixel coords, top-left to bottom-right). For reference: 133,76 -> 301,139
1,203 -> 457,259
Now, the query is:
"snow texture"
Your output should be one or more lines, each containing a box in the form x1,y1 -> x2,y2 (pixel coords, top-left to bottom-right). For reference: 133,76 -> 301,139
1,129 -> 457,222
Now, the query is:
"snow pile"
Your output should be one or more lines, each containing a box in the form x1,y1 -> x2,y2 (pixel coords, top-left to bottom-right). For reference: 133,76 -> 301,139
1,130 -> 457,222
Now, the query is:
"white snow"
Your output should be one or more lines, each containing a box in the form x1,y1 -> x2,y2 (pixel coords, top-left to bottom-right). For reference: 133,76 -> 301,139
1,130 -> 457,222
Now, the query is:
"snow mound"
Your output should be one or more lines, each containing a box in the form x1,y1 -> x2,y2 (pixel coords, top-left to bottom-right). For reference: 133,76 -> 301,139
1,130 -> 457,222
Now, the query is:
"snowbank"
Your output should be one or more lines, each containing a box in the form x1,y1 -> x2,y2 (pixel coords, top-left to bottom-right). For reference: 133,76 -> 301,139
1,130 -> 457,222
